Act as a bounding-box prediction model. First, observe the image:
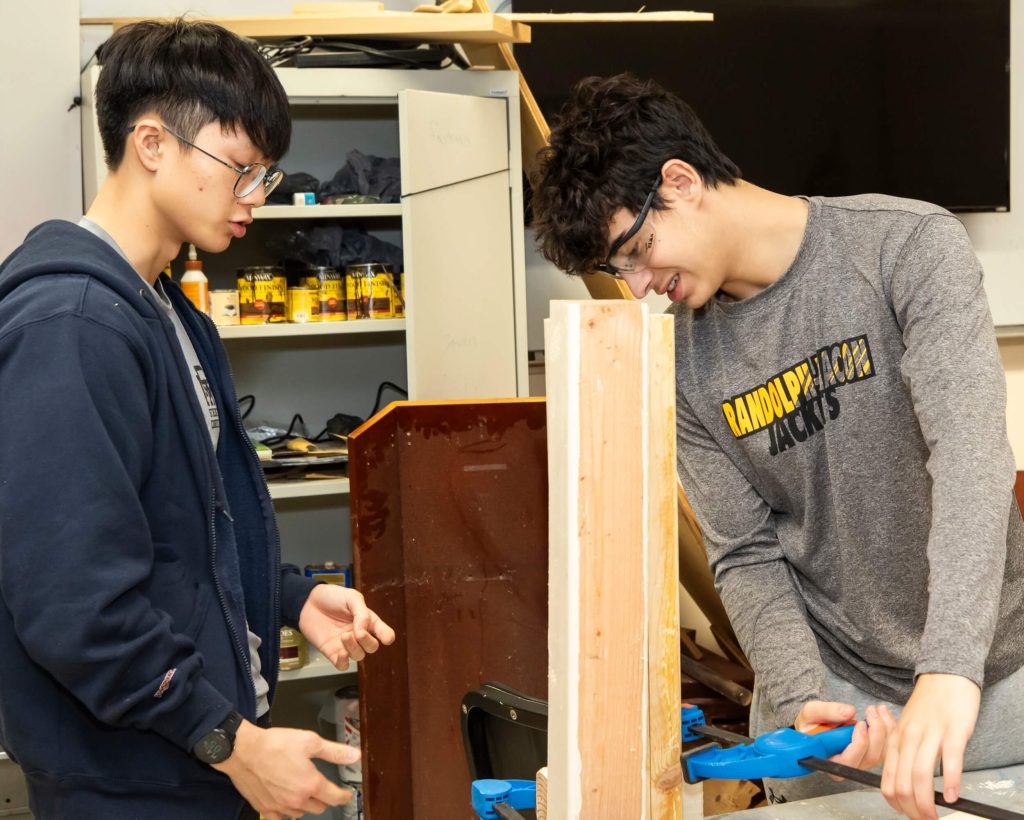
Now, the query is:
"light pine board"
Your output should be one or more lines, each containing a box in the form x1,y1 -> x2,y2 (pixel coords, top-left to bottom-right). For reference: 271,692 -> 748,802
546,301 -> 680,818
85,13 -> 531,44
647,315 -> 683,816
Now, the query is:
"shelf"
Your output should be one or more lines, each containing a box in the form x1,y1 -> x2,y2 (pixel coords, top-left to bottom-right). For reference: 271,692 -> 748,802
86,12 -> 531,45
254,204 -> 402,220
279,648 -> 356,683
217,318 -> 405,339
268,477 -> 350,500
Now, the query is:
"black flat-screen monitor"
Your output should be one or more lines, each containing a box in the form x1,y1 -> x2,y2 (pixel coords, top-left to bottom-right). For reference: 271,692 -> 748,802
515,0 -> 1010,212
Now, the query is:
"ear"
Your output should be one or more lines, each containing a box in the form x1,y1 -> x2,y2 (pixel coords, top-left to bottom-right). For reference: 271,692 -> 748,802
659,159 -> 703,205
127,119 -> 166,173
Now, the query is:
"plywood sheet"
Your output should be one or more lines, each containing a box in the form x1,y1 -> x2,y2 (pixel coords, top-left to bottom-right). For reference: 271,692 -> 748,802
349,398 -> 548,820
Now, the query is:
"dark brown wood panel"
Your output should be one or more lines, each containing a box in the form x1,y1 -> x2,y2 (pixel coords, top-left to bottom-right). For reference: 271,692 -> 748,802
349,399 -> 549,820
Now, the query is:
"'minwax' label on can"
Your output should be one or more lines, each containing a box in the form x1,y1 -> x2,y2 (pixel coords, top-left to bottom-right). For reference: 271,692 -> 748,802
303,266 -> 345,321
345,263 -> 394,319
237,267 -> 286,324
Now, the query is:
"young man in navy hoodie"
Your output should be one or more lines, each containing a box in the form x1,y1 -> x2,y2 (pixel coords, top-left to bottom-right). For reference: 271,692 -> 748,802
0,19 -> 394,820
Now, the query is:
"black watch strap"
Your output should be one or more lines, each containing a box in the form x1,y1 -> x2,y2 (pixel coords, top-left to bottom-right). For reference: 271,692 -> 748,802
192,710 -> 244,764
218,709 -> 244,739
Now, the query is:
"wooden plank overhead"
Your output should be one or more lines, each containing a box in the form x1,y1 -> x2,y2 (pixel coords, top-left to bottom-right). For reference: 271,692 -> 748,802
505,11 -> 712,23
82,12 -> 531,44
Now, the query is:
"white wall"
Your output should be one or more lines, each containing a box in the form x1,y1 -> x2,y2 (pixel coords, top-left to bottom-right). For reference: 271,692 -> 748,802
961,3 -> 1024,329
0,0 -> 81,259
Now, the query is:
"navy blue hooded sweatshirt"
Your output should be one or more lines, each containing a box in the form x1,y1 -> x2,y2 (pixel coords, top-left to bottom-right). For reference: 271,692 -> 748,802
0,221 -> 317,818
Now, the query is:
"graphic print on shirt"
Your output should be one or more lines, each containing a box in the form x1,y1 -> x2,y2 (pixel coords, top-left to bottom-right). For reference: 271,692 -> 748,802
720,334 -> 875,456
194,365 -> 220,432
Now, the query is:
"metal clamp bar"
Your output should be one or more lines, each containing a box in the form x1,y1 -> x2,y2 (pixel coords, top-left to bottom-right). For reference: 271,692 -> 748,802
802,758 -> 1024,820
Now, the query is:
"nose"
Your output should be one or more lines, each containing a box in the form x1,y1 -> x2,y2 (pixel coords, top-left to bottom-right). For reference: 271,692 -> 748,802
622,269 -> 652,300
238,185 -> 267,209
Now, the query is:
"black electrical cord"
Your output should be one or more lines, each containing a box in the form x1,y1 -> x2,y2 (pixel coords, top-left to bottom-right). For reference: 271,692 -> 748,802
257,36 -> 314,67
369,381 -> 408,416
260,413 -> 309,447
237,394 -> 256,420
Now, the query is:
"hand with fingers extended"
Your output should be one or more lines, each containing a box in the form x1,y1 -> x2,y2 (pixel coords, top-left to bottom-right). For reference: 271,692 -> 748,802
213,721 -> 360,818
880,673 -> 980,820
298,584 -> 397,669
795,699 -> 896,779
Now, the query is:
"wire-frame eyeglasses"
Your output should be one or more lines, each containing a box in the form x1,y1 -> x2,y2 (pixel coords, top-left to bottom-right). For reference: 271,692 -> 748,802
127,124 -> 284,199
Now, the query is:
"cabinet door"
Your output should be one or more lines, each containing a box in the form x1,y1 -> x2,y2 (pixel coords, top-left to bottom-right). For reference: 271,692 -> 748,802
399,90 -> 523,400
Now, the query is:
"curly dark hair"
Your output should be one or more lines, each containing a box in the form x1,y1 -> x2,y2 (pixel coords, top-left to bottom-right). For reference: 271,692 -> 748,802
531,73 -> 742,274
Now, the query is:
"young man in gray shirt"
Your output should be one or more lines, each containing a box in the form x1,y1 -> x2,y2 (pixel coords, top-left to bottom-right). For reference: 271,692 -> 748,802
530,73 -> 1024,820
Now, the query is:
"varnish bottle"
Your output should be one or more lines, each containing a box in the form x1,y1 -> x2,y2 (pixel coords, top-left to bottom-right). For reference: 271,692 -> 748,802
181,244 -> 209,314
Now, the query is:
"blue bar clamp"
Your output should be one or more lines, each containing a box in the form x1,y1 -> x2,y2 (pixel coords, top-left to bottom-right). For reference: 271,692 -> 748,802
471,778 -> 536,820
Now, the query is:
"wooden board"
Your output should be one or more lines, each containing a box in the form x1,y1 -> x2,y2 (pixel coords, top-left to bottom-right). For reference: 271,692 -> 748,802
505,11 -> 713,23
83,12 -> 531,44
348,398 -> 548,820
545,301 -> 681,817
647,314 -> 683,816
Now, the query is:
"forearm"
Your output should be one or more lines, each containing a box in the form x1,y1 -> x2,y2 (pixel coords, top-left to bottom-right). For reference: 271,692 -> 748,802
718,559 -> 827,726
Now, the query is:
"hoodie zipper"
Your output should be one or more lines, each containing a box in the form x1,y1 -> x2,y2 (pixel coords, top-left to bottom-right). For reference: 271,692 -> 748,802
146,284 -> 256,714
208,483 -> 254,715
204,313 -> 284,696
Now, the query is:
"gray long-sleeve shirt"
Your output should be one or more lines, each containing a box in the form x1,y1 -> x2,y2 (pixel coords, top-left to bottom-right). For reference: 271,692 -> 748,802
673,194 -> 1024,727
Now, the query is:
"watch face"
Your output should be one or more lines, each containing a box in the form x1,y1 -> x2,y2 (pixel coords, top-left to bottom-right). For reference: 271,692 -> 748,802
195,728 -> 231,764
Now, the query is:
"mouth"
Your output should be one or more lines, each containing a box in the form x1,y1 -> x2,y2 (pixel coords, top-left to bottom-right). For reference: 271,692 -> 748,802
661,274 -> 680,299
229,220 -> 251,239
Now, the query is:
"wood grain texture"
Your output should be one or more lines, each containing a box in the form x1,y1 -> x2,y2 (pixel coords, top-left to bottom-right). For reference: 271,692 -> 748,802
577,302 -> 647,818
88,12 -> 531,43
544,301 -> 582,819
536,767 -> 548,820
546,301 -> 682,818
505,11 -> 713,22
546,301 -> 647,817
647,315 -> 683,817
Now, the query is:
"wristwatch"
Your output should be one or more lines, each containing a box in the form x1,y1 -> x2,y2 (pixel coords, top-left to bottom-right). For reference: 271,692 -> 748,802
192,710 -> 244,764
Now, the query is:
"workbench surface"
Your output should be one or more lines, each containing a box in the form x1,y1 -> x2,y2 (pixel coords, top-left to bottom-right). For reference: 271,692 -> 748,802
718,763 -> 1024,818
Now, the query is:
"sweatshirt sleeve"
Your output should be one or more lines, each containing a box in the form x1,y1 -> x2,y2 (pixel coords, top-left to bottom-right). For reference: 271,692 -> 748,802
677,392 -> 826,727
889,214 -> 1015,688
0,310 -> 234,752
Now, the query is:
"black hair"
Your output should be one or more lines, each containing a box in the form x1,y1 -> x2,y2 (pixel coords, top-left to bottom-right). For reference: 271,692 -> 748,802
95,18 -> 291,170
531,73 -> 742,275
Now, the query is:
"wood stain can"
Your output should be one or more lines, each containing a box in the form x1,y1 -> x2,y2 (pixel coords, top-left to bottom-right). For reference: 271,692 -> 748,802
302,266 -> 345,322
279,626 -> 308,671
209,289 -> 240,326
287,286 -> 317,323
237,266 -> 287,324
345,262 -> 394,320
391,269 -> 405,318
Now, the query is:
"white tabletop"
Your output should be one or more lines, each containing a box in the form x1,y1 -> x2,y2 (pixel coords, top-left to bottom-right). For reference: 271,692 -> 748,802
719,763 -> 1024,818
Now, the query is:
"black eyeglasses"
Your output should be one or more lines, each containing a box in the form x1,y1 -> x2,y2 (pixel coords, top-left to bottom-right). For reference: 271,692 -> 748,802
595,175 -> 662,278
127,124 -> 284,198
